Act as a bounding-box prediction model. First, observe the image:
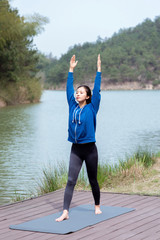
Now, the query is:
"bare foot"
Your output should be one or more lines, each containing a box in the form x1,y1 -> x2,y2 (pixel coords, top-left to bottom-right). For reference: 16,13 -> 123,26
95,205 -> 102,214
55,210 -> 69,222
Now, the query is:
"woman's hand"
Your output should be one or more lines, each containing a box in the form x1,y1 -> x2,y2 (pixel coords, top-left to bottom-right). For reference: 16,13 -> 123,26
69,55 -> 78,72
97,54 -> 101,72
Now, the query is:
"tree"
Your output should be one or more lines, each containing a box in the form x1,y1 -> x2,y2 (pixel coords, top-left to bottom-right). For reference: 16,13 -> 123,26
0,0 -> 49,85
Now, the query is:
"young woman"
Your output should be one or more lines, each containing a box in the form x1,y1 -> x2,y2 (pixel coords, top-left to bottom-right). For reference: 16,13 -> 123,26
55,54 -> 102,222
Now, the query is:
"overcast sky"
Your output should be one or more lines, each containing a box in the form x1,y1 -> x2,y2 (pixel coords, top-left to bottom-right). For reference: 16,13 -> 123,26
11,0 -> 160,58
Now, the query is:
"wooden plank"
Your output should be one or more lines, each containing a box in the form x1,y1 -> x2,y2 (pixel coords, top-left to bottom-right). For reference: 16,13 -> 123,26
0,191 -> 92,224
51,195 -> 160,240
128,225 -> 160,240
0,191 -> 160,240
0,190 -> 94,218
0,191 -> 95,239
0,188 -> 64,209
0,190 -> 64,214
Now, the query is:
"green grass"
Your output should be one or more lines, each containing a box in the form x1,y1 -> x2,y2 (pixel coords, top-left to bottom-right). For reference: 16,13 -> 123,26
155,152 -> 160,158
36,148 -> 157,193
11,148 -> 158,202
96,148 -> 155,189
10,190 -> 33,203
35,160 -> 68,195
133,147 -> 155,167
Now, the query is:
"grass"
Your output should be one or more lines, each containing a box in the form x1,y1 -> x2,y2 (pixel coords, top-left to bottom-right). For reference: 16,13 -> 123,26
33,160 -> 68,195
101,149 -> 160,196
96,147 -> 156,190
11,148 -> 160,202
10,190 -> 33,203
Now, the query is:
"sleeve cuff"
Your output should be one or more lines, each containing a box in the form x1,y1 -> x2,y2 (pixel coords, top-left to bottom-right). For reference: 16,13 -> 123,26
97,71 -> 101,75
68,72 -> 73,76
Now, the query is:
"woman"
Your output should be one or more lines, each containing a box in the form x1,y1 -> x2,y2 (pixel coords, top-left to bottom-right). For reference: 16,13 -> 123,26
56,54 -> 102,222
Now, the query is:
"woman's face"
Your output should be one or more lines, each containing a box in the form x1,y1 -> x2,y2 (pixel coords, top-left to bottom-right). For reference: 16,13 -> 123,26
76,87 -> 89,103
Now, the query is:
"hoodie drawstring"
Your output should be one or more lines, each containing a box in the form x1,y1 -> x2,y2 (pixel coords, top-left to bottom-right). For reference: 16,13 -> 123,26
78,107 -> 84,124
72,106 -> 78,123
72,105 -> 84,124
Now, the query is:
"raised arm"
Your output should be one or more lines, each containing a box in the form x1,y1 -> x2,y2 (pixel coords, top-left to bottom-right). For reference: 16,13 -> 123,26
91,54 -> 101,113
66,55 -> 78,106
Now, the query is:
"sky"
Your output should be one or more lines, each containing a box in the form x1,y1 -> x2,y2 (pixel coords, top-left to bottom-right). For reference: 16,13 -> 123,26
11,0 -> 160,58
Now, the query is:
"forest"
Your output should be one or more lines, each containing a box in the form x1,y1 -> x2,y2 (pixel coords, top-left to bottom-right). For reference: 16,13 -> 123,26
0,0 -> 48,105
38,16 -> 160,89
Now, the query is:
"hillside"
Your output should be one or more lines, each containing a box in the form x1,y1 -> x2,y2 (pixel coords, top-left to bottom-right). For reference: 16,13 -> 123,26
38,16 -> 160,90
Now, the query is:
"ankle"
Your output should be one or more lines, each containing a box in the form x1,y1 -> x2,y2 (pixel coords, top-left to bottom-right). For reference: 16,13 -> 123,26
95,205 -> 100,208
63,209 -> 69,214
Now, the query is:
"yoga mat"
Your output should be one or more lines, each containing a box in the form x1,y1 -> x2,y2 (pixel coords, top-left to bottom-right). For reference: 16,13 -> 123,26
9,204 -> 135,234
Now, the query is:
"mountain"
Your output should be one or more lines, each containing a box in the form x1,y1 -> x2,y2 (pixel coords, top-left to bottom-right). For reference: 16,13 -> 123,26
38,16 -> 160,90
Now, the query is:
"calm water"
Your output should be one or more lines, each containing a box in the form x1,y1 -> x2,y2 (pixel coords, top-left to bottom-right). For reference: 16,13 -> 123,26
0,90 -> 160,205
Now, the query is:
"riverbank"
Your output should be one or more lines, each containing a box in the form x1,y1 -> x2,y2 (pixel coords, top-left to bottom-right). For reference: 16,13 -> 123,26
10,149 -> 160,203
45,81 -> 160,91
0,80 -> 42,108
1,81 -> 160,108
102,157 -> 160,196
76,153 -> 160,196
0,98 -> 7,107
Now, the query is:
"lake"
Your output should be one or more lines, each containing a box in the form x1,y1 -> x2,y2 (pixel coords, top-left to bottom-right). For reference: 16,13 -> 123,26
0,90 -> 160,205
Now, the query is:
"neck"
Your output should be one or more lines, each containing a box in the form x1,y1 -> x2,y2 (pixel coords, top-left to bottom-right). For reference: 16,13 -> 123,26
79,101 -> 87,108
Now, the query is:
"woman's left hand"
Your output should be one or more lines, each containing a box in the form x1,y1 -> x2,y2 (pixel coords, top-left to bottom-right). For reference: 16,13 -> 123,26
97,54 -> 101,72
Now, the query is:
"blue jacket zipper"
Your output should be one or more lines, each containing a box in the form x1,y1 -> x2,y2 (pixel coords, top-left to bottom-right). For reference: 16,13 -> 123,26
74,108 -> 78,143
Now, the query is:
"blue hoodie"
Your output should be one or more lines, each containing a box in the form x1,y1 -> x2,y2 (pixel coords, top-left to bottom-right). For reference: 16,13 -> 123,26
66,71 -> 101,143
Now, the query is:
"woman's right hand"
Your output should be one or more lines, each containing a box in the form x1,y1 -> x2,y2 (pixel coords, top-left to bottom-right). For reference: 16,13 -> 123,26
97,54 -> 101,72
69,55 -> 78,72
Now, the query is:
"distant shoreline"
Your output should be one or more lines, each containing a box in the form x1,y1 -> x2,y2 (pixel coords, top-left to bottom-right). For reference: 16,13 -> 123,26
1,82 -> 160,108
46,81 -> 160,91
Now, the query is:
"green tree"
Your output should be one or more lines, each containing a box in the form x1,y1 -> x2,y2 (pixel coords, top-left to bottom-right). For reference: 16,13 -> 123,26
0,0 -> 49,104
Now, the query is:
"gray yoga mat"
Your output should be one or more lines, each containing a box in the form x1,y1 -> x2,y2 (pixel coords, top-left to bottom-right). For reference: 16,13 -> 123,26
9,204 -> 135,234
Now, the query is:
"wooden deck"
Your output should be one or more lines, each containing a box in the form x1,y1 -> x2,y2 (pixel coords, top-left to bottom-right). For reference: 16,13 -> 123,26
0,189 -> 160,240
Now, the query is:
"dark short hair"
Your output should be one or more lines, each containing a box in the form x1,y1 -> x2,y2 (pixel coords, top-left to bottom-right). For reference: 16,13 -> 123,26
76,85 -> 92,104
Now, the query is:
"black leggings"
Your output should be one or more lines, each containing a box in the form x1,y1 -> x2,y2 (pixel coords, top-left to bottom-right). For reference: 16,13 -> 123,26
63,142 -> 100,211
